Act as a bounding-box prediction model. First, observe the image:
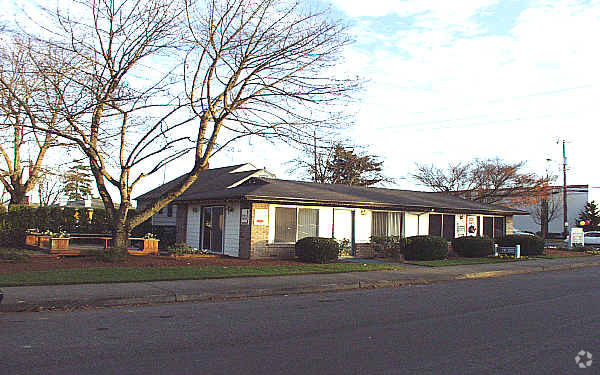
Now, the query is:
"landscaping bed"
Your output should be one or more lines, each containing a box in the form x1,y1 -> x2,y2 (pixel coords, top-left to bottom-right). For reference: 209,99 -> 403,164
0,252 -> 304,275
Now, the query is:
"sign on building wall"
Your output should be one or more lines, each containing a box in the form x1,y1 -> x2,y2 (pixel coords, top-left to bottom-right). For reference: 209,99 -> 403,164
570,227 -> 584,247
240,209 -> 250,225
253,209 -> 268,226
456,215 -> 466,237
467,215 -> 478,236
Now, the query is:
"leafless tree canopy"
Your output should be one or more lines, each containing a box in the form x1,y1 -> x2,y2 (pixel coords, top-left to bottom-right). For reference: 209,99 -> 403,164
12,0 -> 359,252
0,37 -> 72,205
411,158 -> 550,205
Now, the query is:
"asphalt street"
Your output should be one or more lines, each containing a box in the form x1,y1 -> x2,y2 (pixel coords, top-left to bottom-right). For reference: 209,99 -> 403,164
1,268 -> 598,374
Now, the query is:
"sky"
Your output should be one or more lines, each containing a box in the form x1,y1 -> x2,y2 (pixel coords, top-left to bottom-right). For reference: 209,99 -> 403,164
4,0 -> 600,201
206,0 -> 600,192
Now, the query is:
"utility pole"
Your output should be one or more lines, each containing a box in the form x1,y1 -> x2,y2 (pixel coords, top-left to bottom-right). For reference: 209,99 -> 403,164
313,130 -> 318,182
561,139 -> 568,239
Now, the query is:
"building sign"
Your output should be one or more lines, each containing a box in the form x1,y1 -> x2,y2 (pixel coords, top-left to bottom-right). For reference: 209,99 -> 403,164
456,215 -> 466,237
467,215 -> 478,236
571,228 -> 584,247
240,209 -> 250,225
253,209 -> 268,226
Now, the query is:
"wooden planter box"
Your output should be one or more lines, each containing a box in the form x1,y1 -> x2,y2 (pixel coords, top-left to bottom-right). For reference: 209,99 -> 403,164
143,239 -> 159,251
25,233 -> 41,247
39,236 -> 70,251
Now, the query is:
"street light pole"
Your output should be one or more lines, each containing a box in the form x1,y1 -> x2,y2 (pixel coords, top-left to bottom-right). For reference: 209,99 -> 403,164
562,139 -> 568,239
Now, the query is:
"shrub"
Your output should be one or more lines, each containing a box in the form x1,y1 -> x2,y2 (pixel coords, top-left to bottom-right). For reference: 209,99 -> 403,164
295,237 -> 340,263
371,235 -> 407,258
403,235 -> 448,261
452,236 -> 494,258
167,242 -> 209,255
496,234 -> 544,256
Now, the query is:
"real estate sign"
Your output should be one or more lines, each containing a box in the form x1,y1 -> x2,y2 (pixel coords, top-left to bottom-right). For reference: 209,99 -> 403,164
570,227 -> 584,247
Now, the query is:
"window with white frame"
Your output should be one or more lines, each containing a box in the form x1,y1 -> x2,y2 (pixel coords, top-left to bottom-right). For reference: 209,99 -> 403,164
372,211 -> 403,237
274,207 -> 319,243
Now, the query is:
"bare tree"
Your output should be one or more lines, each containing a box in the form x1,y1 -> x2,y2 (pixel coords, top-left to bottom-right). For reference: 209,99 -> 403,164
0,37 -> 72,206
530,187 -> 562,238
411,158 -> 550,205
21,0 -> 358,255
37,167 -> 65,206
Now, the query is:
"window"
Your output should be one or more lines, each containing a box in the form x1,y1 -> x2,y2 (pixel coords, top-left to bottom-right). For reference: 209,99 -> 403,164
483,216 -> 505,238
429,214 -> 456,240
274,207 -> 319,243
298,208 -> 319,240
372,211 -> 402,237
429,214 -> 442,236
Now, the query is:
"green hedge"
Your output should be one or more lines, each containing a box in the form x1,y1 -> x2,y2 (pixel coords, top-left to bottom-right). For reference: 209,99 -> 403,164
0,205 -> 113,246
496,234 -> 545,256
295,237 -> 340,263
404,235 -> 448,261
452,236 -> 494,258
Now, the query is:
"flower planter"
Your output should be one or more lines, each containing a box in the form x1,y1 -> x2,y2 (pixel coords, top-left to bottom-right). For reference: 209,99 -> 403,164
39,235 -> 51,250
39,236 -> 70,251
143,239 -> 159,251
25,233 -> 41,248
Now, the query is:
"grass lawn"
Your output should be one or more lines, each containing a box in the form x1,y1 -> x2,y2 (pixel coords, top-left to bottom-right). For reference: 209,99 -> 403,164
404,257 -> 525,267
0,263 -> 403,287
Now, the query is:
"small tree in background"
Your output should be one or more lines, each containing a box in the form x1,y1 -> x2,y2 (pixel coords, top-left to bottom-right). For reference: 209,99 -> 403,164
289,142 -> 391,186
530,184 -> 562,238
62,164 -> 93,201
577,201 -> 600,231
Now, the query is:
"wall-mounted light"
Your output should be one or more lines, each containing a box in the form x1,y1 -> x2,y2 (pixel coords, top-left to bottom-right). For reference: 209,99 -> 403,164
360,209 -> 367,215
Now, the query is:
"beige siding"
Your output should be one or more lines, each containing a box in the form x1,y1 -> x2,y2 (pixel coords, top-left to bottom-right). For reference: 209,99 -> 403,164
186,205 -> 202,249
223,201 -> 240,256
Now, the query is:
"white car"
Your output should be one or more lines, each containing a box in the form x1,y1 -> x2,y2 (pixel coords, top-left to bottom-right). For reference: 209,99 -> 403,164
583,231 -> 600,246
564,231 -> 600,247
513,230 -> 535,236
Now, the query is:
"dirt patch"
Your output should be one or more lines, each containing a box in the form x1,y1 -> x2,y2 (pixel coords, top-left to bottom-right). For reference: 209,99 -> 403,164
544,249 -> 590,257
0,253 -> 305,274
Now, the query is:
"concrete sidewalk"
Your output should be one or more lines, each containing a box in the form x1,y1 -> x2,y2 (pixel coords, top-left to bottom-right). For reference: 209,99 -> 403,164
1,256 -> 599,312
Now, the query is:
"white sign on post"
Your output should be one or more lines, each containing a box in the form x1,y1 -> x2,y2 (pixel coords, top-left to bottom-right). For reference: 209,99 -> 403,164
570,227 -> 584,247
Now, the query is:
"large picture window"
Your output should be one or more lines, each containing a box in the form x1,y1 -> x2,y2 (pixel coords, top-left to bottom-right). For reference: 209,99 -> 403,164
274,207 -> 319,243
482,216 -> 506,238
372,211 -> 402,237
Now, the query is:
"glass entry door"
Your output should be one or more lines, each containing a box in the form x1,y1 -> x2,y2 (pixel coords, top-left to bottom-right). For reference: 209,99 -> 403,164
333,209 -> 354,256
202,206 -> 224,253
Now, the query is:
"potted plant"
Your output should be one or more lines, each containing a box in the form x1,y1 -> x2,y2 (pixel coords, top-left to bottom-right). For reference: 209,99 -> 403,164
25,229 -> 41,248
39,230 -> 70,251
142,233 -> 159,252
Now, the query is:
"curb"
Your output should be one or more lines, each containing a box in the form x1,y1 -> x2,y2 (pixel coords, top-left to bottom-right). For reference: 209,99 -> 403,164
2,261 -> 600,313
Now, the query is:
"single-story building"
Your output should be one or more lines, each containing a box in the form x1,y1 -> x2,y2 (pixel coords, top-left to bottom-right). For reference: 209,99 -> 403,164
136,163 -> 527,259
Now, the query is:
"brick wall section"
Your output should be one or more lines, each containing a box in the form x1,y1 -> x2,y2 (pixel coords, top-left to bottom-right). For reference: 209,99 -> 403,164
175,204 -> 188,243
249,202 -> 270,258
355,243 -> 375,258
506,215 -> 514,234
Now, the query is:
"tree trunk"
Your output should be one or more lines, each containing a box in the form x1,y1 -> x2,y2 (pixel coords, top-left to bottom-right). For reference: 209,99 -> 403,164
540,199 -> 549,239
112,225 -> 130,258
9,189 -> 27,207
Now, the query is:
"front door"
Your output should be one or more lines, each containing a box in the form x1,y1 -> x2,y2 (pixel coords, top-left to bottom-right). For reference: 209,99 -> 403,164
333,209 -> 354,256
201,206 -> 224,253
